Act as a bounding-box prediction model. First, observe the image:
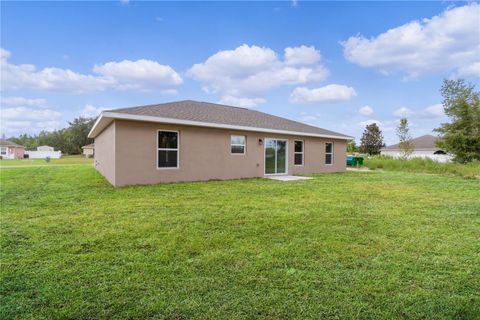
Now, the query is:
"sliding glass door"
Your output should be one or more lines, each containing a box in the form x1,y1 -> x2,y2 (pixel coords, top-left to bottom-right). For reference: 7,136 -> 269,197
265,139 -> 287,174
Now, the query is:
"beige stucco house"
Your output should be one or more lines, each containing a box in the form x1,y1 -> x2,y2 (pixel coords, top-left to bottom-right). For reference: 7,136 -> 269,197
88,100 -> 352,187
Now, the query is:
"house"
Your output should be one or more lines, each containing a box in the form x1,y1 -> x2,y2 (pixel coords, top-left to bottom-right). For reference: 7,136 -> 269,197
88,100 -> 352,186
381,134 -> 452,162
37,145 -> 54,152
0,139 -> 25,159
82,144 -> 94,158
25,145 -> 62,159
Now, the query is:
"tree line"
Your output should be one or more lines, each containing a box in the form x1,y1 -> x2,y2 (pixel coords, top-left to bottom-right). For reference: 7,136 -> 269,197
8,117 -> 95,155
351,79 -> 479,163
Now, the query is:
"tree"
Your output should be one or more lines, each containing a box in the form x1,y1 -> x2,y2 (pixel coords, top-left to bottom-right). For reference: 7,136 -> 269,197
347,140 -> 358,153
435,79 -> 480,163
7,116 -> 96,155
65,117 -> 95,154
359,123 -> 385,155
396,118 -> 414,159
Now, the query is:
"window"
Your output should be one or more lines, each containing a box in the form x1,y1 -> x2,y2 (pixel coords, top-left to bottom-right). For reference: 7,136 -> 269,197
0,147 -> 6,155
325,142 -> 333,165
294,140 -> 304,165
157,130 -> 179,168
231,135 -> 246,154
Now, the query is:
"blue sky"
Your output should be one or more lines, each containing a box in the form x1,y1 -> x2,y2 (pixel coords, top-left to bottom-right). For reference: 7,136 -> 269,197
1,1 -> 479,144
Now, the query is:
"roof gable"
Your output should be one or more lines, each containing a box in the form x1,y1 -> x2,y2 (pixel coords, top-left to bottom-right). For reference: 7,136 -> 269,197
0,139 -> 24,148
89,100 -> 352,139
383,135 -> 442,150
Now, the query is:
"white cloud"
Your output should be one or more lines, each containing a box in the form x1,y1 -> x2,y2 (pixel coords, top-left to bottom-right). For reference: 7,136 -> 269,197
1,106 -> 62,134
1,96 -> 47,107
218,96 -> 266,108
457,62 -> 480,77
1,48 -> 182,93
393,107 -> 413,117
93,59 -> 182,91
284,45 -> 321,66
289,84 -> 357,103
1,106 -> 61,121
1,49 -> 112,93
390,103 -> 446,120
342,3 -> 480,78
0,96 -> 62,134
423,103 -> 445,118
0,48 -> 10,60
188,44 -> 328,105
359,105 -> 373,116
80,105 -> 105,118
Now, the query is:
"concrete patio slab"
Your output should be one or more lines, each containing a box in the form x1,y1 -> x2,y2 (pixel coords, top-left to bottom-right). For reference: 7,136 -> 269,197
265,175 -> 313,181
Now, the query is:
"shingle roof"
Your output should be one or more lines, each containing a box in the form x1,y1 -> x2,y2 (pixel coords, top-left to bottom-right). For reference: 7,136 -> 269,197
82,144 -> 95,149
104,100 -> 351,139
383,135 -> 441,150
0,138 -> 24,148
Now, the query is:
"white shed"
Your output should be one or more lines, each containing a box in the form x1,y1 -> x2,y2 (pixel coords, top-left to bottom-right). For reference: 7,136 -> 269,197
37,145 -> 54,152
381,135 -> 452,163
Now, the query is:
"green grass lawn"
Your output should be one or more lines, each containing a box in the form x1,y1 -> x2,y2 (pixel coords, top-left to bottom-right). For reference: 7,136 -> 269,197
1,166 -> 479,319
0,155 -> 93,166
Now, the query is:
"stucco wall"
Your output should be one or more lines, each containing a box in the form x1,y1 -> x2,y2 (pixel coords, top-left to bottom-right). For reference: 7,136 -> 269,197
94,122 -> 116,185
107,120 -> 346,186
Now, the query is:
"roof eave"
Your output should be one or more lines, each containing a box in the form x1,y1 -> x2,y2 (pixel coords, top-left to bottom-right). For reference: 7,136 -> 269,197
89,111 -> 353,140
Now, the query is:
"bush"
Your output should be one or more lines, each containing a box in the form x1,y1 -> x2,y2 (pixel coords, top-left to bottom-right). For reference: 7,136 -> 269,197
364,155 -> 480,179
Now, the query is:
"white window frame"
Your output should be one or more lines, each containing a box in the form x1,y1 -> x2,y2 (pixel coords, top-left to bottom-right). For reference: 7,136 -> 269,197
0,147 -> 6,155
230,135 -> 246,155
325,142 -> 334,165
157,129 -> 179,170
294,140 -> 304,166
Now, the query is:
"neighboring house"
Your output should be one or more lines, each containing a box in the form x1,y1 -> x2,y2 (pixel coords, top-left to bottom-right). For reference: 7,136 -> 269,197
88,100 -> 352,186
25,145 -> 62,159
37,145 -> 54,152
0,139 -> 25,159
381,134 -> 452,162
82,144 -> 95,158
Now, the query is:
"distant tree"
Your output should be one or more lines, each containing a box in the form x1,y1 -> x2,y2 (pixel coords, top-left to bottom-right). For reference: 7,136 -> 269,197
8,134 -> 37,150
347,140 -> 358,153
65,117 -> 95,154
396,118 -> 414,159
435,79 -> 480,163
7,116 -> 96,154
359,123 -> 385,155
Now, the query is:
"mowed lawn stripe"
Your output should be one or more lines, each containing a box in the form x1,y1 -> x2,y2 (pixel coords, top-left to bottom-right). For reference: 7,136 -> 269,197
1,166 -> 479,319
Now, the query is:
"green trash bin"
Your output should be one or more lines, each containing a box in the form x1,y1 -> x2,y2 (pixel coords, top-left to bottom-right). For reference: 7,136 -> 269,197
347,156 -> 364,167
346,156 -> 356,166
356,157 -> 364,166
